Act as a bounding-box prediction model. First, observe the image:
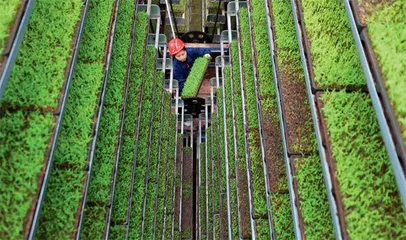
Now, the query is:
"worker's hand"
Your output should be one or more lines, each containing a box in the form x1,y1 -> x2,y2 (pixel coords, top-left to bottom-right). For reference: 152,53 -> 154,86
204,54 -> 211,60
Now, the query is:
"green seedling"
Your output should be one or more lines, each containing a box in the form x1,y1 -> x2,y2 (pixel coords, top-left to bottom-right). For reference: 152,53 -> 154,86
0,0 -> 20,53
301,0 -> 365,88
3,0 -> 83,108
295,155 -> 334,239
322,91 -> 406,239
181,57 -> 209,98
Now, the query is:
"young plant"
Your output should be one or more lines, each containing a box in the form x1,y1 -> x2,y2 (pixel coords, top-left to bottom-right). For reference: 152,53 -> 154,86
181,57 -> 209,98
321,91 -> 406,239
301,0 -> 365,88
294,155 -> 334,239
0,0 -> 20,53
0,111 -> 54,238
362,1 -> 406,144
3,0 -> 83,108
239,7 -> 268,218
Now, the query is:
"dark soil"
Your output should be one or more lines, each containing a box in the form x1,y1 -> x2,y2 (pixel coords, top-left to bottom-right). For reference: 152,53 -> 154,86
181,149 -> 193,238
261,110 -> 286,193
237,168 -> 252,238
278,60 -> 315,154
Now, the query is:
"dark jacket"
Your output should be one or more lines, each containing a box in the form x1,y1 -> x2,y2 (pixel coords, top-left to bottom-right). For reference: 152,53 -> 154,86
173,48 -> 211,91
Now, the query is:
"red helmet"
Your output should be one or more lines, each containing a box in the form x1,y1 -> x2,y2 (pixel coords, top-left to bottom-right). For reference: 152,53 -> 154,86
168,38 -> 185,56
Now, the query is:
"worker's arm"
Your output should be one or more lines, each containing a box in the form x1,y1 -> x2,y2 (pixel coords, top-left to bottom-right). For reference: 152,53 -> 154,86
189,48 -> 211,60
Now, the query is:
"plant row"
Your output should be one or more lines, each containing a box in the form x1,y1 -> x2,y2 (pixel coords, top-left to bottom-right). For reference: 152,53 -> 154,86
238,7 -> 269,219
0,0 -> 85,237
320,90 -> 405,239
80,1 -> 141,237
301,0 -> 365,88
163,114 -> 177,238
223,66 -> 239,238
230,42 -> 251,238
294,155 -> 334,239
206,126 -> 213,239
142,71 -> 166,239
360,1 -> 406,146
0,0 -> 20,53
154,92 -> 173,238
181,57 -> 209,98
270,0 -> 315,154
34,0 -> 115,238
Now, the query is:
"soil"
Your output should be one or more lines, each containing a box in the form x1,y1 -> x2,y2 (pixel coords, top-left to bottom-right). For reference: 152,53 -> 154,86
237,168 -> 251,238
261,110 -> 286,193
278,61 -> 315,155
181,149 -> 194,238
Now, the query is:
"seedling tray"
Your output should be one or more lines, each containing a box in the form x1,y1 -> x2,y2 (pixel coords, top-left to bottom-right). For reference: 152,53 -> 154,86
293,0 -> 367,93
313,91 -> 350,239
347,0 -> 406,173
181,57 -> 209,99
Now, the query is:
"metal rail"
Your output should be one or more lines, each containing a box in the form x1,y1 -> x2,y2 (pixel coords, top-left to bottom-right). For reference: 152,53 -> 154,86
27,0 -> 92,238
343,0 -> 406,208
290,0 -> 343,238
0,0 -> 35,101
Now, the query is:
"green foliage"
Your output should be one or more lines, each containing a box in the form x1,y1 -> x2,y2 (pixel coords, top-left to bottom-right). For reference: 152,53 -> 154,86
271,193 -> 295,239
365,1 -> 406,144
294,155 -> 334,239
0,111 -> 54,238
181,57 -> 209,98
3,0 -> 83,108
217,87 -> 227,193
0,0 -> 20,53
321,91 -> 406,239
256,218 -> 271,239
211,113 -> 220,214
81,1 -> 138,237
164,114 -> 177,238
127,46 -> 157,239
155,93 -> 172,238
206,126 -> 213,238
301,0 -> 365,88
230,179 -> 239,239
36,0 -> 115,237
251,0 -> 275,99
144,74 -> 165,239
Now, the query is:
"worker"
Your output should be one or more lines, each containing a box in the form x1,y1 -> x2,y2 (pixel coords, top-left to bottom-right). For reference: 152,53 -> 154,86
168,38 -> 212,92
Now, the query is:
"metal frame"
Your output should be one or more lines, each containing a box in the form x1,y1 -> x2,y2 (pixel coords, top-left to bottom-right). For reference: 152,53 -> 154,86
0,0 -> 35,101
